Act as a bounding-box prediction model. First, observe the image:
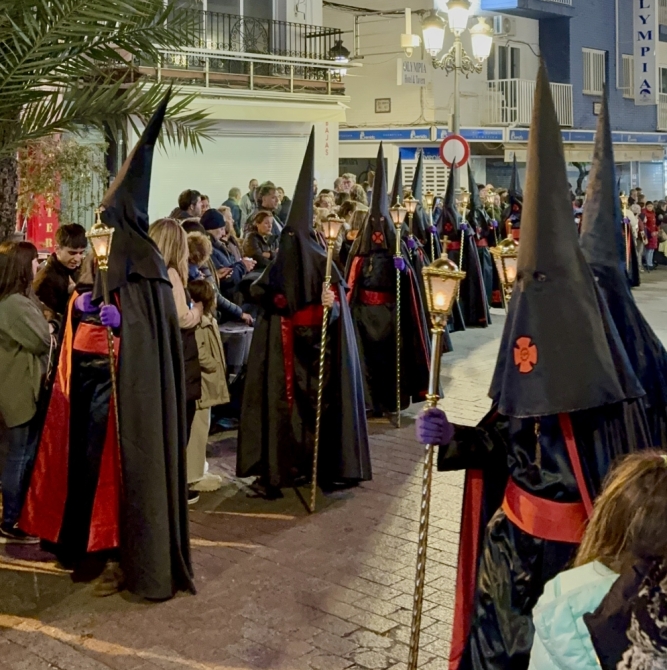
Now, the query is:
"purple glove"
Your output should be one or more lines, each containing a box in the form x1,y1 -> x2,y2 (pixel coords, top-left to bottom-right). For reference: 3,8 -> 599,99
428,225 -> 438,234
416,407 -> 455,445
74,292 -> 99,314
394,257 -> 406,272
491,219 -> 499,229
407,237 -> 417,250
100,305 -> 121,329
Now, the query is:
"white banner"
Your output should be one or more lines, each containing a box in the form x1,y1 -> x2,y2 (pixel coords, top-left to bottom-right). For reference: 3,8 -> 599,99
634,0 -> 658,105
397,59 -> 429,87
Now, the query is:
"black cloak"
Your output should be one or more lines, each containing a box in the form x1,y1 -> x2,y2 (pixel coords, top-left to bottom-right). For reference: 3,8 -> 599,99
390,154 -> 403,207
439,62 -> 651,670
90,93 -> 194,599
237,129 -> 371,488
580,89 -> 667,447
346,143 -> 432,415
439,165 -> 487,329
409,149 -> 442,262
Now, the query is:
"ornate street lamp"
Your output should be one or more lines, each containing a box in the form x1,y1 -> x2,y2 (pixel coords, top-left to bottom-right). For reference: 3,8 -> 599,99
329,39 -> 350,77
490,237 -> 519,310
311,215 -> 345,513
407,256 -> 465,670
390,203 -> 407,428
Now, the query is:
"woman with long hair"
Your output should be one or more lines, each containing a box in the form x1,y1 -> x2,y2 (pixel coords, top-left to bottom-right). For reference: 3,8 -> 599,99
0,241 -> 51,543
149,219 -> 202,486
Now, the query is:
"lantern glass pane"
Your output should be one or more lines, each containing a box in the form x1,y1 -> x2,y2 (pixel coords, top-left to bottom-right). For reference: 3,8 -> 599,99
91,233 -> 111,260
470,29 -> 493,61
429,274 -> 457,315
447,1 -> 470,34
422,22 -> 445,56
504,257 -> 518,284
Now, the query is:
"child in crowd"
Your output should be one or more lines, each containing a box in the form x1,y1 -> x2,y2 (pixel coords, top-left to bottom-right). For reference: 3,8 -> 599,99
184,279 -> 229,501
529,451 -> 667,669
643,201 -> 659,271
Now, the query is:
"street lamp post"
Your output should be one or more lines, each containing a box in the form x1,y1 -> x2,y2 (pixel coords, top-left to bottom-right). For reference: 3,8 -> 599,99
421,1 -> 493,191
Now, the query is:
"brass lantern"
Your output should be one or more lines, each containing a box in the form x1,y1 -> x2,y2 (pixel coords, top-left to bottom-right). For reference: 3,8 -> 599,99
422,255 -> 466,328
457,190 -> 470,219
404,193 -> 418,216
87,209 -> 115,272
322,214 -> 345,243
620,192 -> 629,213
490,237 -> 519,309
424,191 -> 435,211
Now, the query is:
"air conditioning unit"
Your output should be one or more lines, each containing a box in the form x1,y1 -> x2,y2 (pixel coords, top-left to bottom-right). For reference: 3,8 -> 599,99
493,15 -> 515,37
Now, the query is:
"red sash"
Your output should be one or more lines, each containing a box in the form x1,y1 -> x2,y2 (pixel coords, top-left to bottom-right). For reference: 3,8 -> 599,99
358,289 -> 394,306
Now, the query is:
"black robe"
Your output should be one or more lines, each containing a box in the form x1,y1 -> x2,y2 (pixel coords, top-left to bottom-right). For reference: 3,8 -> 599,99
237,281 -> 371,489
440,400 -> 651,670
346,245 -> 431,414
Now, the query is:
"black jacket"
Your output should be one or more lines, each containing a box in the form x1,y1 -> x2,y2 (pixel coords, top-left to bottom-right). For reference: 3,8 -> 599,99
242,232 -> 275,269
33,254 -> 78,317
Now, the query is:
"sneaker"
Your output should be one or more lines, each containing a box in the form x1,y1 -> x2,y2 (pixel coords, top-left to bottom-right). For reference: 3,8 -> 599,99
0,523 -> 40,545
91,560 -> 124,597
191,472 -> 223,492
188,490 -> 200,506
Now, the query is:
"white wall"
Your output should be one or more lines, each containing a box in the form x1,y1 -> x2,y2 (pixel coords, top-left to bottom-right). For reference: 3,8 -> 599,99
323,2 -> 540,129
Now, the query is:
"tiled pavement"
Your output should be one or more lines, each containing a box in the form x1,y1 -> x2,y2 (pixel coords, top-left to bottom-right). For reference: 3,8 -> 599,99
0,271 -> 665,670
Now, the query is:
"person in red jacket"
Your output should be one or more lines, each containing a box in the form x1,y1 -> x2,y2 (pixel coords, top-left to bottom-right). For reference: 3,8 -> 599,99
643,201 -> 659,270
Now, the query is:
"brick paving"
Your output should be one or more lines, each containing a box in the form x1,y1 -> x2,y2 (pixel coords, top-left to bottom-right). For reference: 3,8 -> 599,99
0,271 -> 665,670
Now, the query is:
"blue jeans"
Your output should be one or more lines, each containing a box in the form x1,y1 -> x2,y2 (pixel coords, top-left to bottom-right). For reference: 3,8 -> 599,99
646,249 -> 655,268
2,414 -> 40,527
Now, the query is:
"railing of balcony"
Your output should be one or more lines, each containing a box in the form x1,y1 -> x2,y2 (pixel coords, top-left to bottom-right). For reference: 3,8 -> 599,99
658,93 -> 667,131
485,79 -> 573,127
660,0 -> 667,25
543,0 -> 573,4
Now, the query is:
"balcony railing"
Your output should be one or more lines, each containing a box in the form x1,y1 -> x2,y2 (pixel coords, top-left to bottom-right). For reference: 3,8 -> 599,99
137,11 -> 350,96
661,0 -> 667,25
658,93 -> 667,131
544,0 -> 573,4
484,79 -> 573,127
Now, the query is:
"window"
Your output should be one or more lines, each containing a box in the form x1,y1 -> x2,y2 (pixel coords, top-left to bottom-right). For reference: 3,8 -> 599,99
621,55 -> 634,99
660,67 -> 667,94
497,46 -> 521,80
582,48 -> 606,95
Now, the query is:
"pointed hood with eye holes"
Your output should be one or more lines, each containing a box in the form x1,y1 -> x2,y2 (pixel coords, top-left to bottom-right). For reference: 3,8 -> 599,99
357,142 -> 396,256
95,91 -> 171,298
580,87 -> 667,442
257,128 -> 340,315
509,154 -> 523,201
390,154 -> 403,207
438,164 -> 463,243
489,62 -> 643,418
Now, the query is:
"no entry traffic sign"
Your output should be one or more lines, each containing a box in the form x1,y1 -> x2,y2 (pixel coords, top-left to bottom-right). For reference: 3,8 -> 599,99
439,134 -> 470,168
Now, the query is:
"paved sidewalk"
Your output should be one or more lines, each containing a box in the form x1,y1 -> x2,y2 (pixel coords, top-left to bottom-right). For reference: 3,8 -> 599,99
0,271 -> 665,670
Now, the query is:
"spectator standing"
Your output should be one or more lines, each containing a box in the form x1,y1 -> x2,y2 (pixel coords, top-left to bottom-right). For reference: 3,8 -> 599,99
0,241 -> 51,543
245,182 -> 283,239
148,218 -> 202,452
528,452 -> 667,670
242,211 -> 275,269
173,189 -> 202,220
239,179 -> 258,230
33,223 -> 87,319
223,187 -> 243,236
276,187 -> 291,223
184,279 -> 228,498
644,201 -> 659,270
200,195 -> 210,214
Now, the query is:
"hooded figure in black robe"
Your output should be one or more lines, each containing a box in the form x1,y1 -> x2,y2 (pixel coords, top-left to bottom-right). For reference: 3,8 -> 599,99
22,92 -> 195,600
409,149 -> 442,263
580,89 -> 667,448
237,130 -> 371,496
467,165 -> 497,308
390,154 -> 403,207
346,143 -> 431,417
502,155 -> 523,241
439,165 -> 488,329
418,62 -> 652,670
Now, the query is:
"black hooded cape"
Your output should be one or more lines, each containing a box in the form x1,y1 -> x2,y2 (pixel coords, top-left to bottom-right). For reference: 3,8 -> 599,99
438,63 -> 651,670
237,130 -> 371,488
502,155 -> 523,241
580,89 -> 667,448
346,143 -> 432,415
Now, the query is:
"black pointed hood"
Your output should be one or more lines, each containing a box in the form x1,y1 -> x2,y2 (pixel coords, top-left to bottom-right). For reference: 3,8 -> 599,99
98,91 -> 171,294
581,87 -> 667,442
580,88 -> 626,274
489,62 -> 643,417
438,165 -> 462,242
358,143 -> 396,255
467,164 -> 491,233
510,154 -> 523,199
411,150 -> 424,201
261,128 -> 339,314
390,155 -> 403,206
504,154 -> 523,228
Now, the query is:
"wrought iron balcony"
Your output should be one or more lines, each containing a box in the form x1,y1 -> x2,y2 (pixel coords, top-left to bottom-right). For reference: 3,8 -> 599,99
137,11 -> 350,96
484,79 -> 573,127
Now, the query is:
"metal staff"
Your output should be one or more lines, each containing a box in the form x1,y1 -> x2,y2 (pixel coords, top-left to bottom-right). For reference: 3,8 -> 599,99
87,211 -> 120,440
404,194 -> 418,262
390,204 -> 407,429
424,191 -> 435,262
456,191 -> 470,300
408,257 -> 465,670
310,215 -> 345,514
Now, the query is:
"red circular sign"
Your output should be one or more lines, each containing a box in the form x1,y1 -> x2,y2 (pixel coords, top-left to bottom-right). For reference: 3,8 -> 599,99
439,134 -> 470,168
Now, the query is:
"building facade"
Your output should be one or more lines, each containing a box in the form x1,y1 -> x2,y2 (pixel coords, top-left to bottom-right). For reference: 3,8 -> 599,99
331,0 -> 667,200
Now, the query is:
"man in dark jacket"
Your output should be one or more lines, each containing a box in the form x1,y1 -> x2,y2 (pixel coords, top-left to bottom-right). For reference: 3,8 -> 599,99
33,224 -> 87,318
222,187 -> 243,236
